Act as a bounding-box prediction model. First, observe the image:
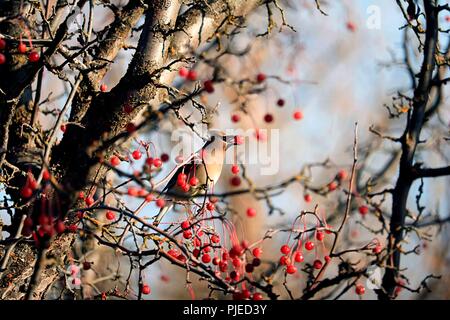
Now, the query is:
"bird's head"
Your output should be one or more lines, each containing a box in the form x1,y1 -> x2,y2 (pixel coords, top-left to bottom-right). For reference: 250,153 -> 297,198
206,130 -> 238,151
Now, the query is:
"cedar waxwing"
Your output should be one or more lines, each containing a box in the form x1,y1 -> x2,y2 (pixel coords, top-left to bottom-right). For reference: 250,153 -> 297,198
153,131 -> 236,226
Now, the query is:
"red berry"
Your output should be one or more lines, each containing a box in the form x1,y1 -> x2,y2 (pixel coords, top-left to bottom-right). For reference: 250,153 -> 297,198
0,38 -> 6,50
373,244 -> 382,254
187,70 -> 197,81
245,263 -> 254,273
359,205 -> 369,215
206,202 -> 215,211
20,187 -> 33,199
85,196 -> 94,206
127,187 -> 138,197
152,158 -> 162,168
286,264 -> 297,274
305,241 -> 314,251
0,53 -> 6,65
337,169 -> 347,180
168,249 -> 179,258
211,234 -> 220,243
230,271 -> 240,281
293,110 -> 303,120
181,220 -> 190,230
346,21 -> 357,32
145,193 -> 154,202
203,80 -> 214,93
132,150 -> 142,160
156,198 -> 165,208
55,221 -> 66,234
294,251 -> 304,263
230,176 -> 241,187
100,84 -> 107,92
232,258 -> 241,268
83,261 -> 91,270
313,259 -> 323,269
324,255 -> 331,263
252,247 -> 262,258
28,51 -> 40,62
183,230 -> 192,239
279,255 -> 291,265
277,99 -> 285,107
328,181 -> 337,191
141,284 -> 151,295
280,244 -> 291,255
264,113 -> 274,123
355,284 -> 365,295
246,208 -> 256,218
78,191 -> 85,199
252,258 -> 261,267
231,114 -> 240,123
68,224 -> 78,233
18,42 -> 28,54
189,176 -> 199,186
252,292 -> 263,300
256,73 -> 266,83
304,194 -> 312,203
316,231 -> 325,241
110,156 -> 120,166
178,67 -> 189,77
201,253 -> 211,264
231,165 -> 240,175
105,211 -> 115,221
160,153 -> 169,162
229,244 -> 243,258
42,169 -> 51,181
126,123 -> 136,133
212,257 -> 220,265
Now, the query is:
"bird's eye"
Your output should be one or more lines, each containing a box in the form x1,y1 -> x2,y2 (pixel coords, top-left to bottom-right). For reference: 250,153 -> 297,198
210,136 -> 216,142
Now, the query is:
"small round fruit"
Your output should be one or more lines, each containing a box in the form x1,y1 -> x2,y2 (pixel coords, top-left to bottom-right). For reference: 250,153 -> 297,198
141,284 -> 151,295
294,251 -> 304,263
246,208 -> 256,218
313,259 -> 323,269
355,284 -> 365,295
359,205 -> 369,215
252,247 -> 262,258
18,42 -> 27,53
105,211 -> 115,221
132,150 -> 142,160
293,110 -> 303,120
28,51 -> 40,62
201,253 -> 211,264
280,244 -> 291,255
305,241 -> 314,251
156,198 -> 165,208
286,264 -> 297,274
304,194 -> 312,203
256,73 -> 266,83
316,231 -> 325,241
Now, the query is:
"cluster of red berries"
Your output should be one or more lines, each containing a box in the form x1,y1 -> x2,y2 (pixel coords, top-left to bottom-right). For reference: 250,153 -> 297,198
0,37 -> 40,64
179,67 -> 197,81
20,172 -> 38,199
0,38 -> 6,64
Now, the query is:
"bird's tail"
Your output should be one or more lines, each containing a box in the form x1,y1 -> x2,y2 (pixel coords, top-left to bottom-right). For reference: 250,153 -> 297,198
153,204 -> 173,227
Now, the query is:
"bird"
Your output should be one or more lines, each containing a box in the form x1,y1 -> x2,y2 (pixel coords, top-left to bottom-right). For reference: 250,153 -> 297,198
153,131 -> 237,226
